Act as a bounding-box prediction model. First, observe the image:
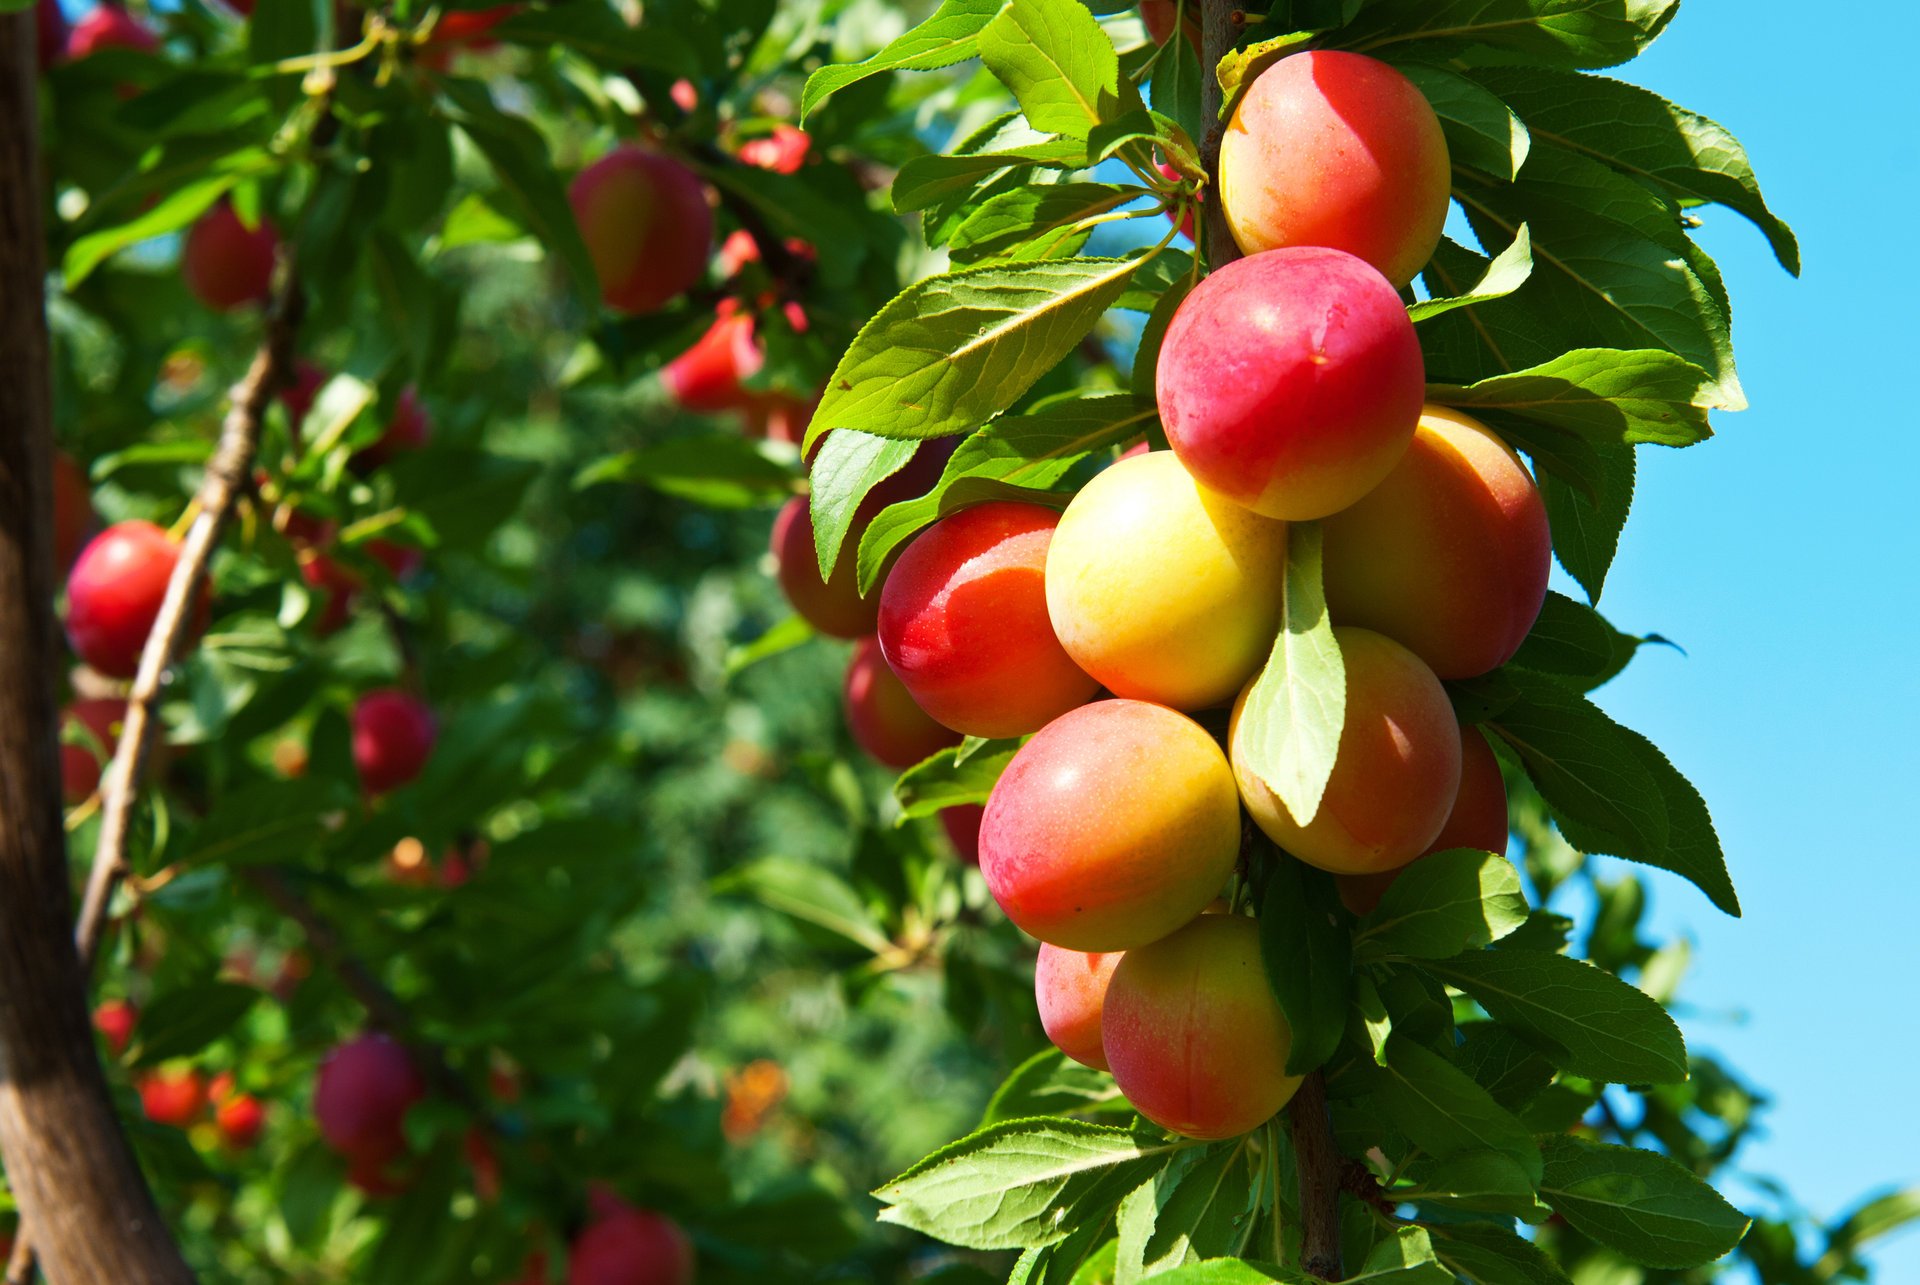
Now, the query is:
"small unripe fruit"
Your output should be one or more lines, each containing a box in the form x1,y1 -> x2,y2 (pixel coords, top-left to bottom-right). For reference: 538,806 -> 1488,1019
1337,724 -> 1509,915
662,306 -> 762,414
878,503 -> 1097,738
211,1074 -> 267,1149
1156,247 -> 1423,521
314,1033 -> 425,1166
182,202 -> 279,312
61,697 -> 128,804
1220,51 -> 1450,288
980,700 -> 1239,952
65,520 -> 205,679
139,1069 -> 208,1129
1103,915 -> 1302,1140
570,145 -> 714,315
843,636 -> 959,768
1322,405 -> 1551,679
352,689 -> 437,795
52,451 -> 92,572
1047,451 -> 1287,710
93,998 -> 137,1055
1035,944 -> 1121,1071
567,1199 -> 695,1285
1232,628 -> 1461,875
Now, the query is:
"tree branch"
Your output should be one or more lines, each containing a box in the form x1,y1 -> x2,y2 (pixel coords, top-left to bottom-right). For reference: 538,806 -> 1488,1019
1288,1070 -> 1344,1280
0,16 -> 197,1284
73,267 -> 305,971
1199,0 -> 1243,271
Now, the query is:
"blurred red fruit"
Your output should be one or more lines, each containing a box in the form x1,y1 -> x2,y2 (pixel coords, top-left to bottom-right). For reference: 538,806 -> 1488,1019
61,697 -> 128,804
65,520 -> 206,679
939,805 -> 983,864
93,998 -> 137,1055
66,3 -> 158,58
352,689 -> 437,795
738,124 -> 809,174
182,201 -> 279,312
314,1033 -> 425,1167
567,1197 -> 695,1285
300,551 -> 360,635
139,1069 -> 207,1128
662,306 -> 762,414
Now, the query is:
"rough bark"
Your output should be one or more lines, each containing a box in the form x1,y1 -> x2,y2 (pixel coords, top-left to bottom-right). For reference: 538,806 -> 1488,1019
0,16 -> 197,1284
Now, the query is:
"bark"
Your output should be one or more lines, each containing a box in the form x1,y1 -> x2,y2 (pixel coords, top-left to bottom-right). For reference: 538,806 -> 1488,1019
0,17 -> 197,1284
1288,1070 -> 1344,1280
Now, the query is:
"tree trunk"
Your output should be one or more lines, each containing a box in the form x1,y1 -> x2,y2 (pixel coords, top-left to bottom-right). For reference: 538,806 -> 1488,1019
0,17 -> 197,1284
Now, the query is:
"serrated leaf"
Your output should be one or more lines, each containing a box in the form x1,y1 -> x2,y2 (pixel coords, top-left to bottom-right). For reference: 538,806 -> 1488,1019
1375,1035 -> 1541,1178
893,140 -> 1088,215
1429,1220 -> 1574,1285
949,183 -> 1148,265
1540,1134 -> 1750,1267
1148,13 -> 1204,146
980,0 -> 1132,141
1358,849 -> 1529,960
1233,522 -> 1343,826
1403,1148 -> 1550,1220
1430,347 -> 1717,451
1421,948 -> 1687,1084
874,1119 -> 1192,1251
1407,224 -> 1532,322
857,395 -> 1158,593
895,740 -> 1022,819
801,0 -> 1002,120
713,857 -> 893,956
1116,1140 -> 1256,1282
1398,63 -> 1530,180
1455,1022 -> 1557,1110
1540,438 -> 1633,601
1469,66 -> 1798,274
1350,1225 -> 1454,1283
1257,856 -> 1350,1076
1507,590 -> 1622,684
983,1049 -> 1129,1126
129,982 -> 260,1067
804,257 -> 1144,451
1340,0 -> 1678,70
808,428 -> 921,581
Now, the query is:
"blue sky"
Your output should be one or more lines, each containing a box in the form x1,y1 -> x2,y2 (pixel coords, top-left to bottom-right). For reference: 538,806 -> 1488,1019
1556,0 -> 1919,1276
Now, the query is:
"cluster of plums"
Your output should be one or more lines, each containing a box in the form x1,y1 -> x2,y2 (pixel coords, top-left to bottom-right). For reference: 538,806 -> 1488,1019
91,999 -> 267,1150
778,45 -> 1545,1140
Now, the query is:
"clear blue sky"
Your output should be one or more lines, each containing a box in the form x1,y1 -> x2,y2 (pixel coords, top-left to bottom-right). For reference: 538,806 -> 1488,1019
1564,1 -> 1918,1276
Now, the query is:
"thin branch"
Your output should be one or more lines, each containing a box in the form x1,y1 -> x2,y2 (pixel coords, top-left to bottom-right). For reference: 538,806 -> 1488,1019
73,272 -> 306,971
1199,0 -> 1242,271
1288,1071 -> 1343,1280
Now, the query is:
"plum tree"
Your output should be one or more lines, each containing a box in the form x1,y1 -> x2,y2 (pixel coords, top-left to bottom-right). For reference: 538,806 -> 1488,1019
567,1196 -> 695,1285
181,201 -> 279,313
878,502 -> 1097,737
1233,627 -> 1461,874
1219,51 -> 1450,288
64,519 -> 203,678
60,697 -> 127,804
1322,404 -> 1552,679
1034,944 -> 1121,1071
1047,450 -> 1287,710
313,1034 -> 425,1171
1155,247 -> 1424,521
1102,915 -> 1302,1140
979,699 -> 1239,951
1336,723 -> 1510,914
842,635 -> 960,768
351,690 -> 437,795
569,145 -> 714,315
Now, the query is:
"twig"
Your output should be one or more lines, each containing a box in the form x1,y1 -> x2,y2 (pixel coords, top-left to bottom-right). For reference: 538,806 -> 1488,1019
1199,0 -> 1243,271
72,275 -> 305,971
1288,1071 -> 1343,1280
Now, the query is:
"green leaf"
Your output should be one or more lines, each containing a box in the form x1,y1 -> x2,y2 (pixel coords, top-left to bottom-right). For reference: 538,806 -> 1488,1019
1428,1220 -> 1574,1285
1541,438 -> 1634,602
1375,1035 -> 1541,1178
892,140 -> 1089,215
1455,1021 -> 1557,1110
180,778 -> 345,868
895,740 -> 1023,819
982,1048 -> 1128,1126
1340,0 -> 1678,70
807,428 -> 921,581
1148,13 -> 1204,147
439,80 -> 599,306
1349,1225 -> 1454,1283
1403,1148 -> 1550,1220
1131,1260 -> 1301,1283
491,1 -> 699,76
948,183 -> 1148,265
713,857 -> 893,956
573,434 -> 797,508
874,1119 -> 1193,1250
1507,590 -> 1624,685
1233,522 -> 1344,827
979,0 -> 1131,141
1452,148 -> 1742,408
1397,63 -> 1530,180
1485,669 -> 1668,857
64,173 -> 238,288
804,257 -> 1144,451
856,395 -> 1158,593
1421,948 -> 1688,1085
1820,1188 -> 1920,1275
726,614 -> 817,679
1116,1140 -> 1257,1281
1429,347 -> 1718,450
129,982 -> 260,1067
1358,849 -> 1529,961
367,229 -> 455,380
1407,224 -> 1532,322
1257,856 -> 1350,1076
801,0 -> 1002,120
1469,66 -> 1799,274
1539,1134 -> 1751,1268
